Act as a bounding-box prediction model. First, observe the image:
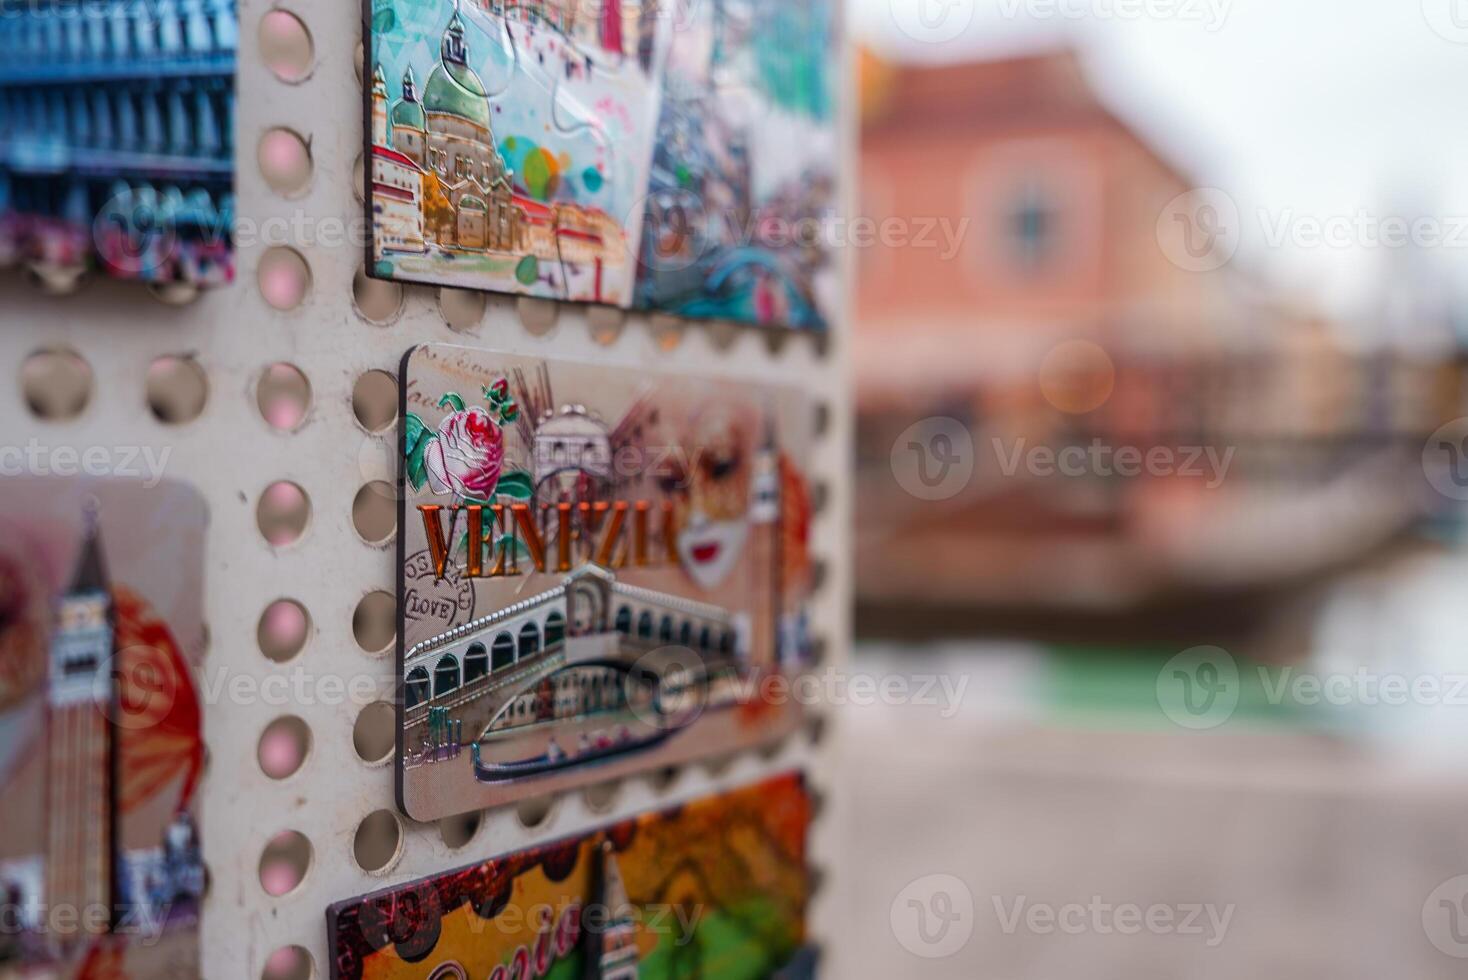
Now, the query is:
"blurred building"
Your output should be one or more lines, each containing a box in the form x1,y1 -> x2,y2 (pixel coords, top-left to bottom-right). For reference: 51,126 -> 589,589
855,49 -> 1464,631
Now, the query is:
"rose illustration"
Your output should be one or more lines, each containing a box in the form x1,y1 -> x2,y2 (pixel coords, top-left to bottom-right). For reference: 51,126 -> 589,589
404,384 -> 533,505
423,406 -> 504,500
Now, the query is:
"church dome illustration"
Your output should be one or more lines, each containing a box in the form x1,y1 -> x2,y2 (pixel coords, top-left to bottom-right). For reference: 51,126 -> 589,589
423,11 -> 491,130
391,67 -> 427,131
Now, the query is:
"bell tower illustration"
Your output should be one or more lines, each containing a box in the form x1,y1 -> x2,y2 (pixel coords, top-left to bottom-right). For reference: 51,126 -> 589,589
747,411 -> 782,668
44,503 -> 118,949
583,840 -> 640,980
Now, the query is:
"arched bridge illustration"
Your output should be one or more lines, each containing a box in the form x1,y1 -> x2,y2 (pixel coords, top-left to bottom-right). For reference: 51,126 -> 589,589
402,564 -> 742,779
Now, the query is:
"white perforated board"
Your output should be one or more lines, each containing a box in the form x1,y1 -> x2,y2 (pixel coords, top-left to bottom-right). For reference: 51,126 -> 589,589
0,0 -> 852,976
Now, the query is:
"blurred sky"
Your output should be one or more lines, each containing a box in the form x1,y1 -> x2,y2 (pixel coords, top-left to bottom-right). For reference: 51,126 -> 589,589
854,0 -> 1468,331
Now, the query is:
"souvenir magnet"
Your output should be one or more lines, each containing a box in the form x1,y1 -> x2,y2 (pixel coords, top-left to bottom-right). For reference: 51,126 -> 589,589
0,478 -> 208,977
365,0 -> 838,329
0,3 -> 237,287
327,772 -> 816,979
396,345 -> 816,820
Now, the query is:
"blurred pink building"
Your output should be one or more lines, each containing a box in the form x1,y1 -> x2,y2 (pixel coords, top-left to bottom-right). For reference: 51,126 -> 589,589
854,50 -> 1459,628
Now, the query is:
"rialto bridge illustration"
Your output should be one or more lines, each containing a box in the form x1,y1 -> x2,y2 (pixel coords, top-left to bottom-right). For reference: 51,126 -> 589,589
401,563 -> 753,780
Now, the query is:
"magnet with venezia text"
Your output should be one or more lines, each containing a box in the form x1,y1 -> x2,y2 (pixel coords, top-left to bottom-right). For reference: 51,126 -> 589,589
395,344 -> 817,820
327,771 -> 817,979
0,477 -> 208,978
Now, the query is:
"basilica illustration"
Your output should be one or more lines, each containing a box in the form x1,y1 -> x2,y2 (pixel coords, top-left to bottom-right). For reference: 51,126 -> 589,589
370,9 -> 524,256
370,4 -> 625,290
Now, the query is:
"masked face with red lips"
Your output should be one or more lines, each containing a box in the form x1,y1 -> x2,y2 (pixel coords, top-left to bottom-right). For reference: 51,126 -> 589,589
664,404 -> 754,591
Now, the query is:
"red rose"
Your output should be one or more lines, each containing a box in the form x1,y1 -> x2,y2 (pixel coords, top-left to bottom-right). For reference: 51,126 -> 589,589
424,406 -> 505,500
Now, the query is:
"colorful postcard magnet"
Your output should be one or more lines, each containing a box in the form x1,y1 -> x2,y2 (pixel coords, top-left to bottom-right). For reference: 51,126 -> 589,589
0,478 -> 208,977
0,3 -> 237,287
396,345 -> 817,820
366,0 -> 838,329
328,771 -> 815,979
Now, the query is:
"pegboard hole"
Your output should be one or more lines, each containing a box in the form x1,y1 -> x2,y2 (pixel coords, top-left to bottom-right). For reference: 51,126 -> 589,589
352,370 -> 398,432
811,480 -> 830,514
257,363 -> 312,432
258,247 -> 311,311
517,296 -> 558,336
649,766 -> 681,792
259,10 -> 314,84
27,262 -> 86,296
707,320 -> 740,350
352,152 -> 365,204
587,306 -> 624,346
813,400 -> 832,437
650,315 -> 684,351
258,715 -> 311,780
352,482 -> 397,545
353,701 -> 396,764
516,796 -> 555,829
440,288 -> 486,332
809,330 -> 832,359
353,267 -> 403,324
353,809 -> 402,874
21,348 -> 92,420
439,811 -> 482,850
258,830 -> 312,897
583,779 -> 621,814
262,945 -> 315,980
145,354 -> 208,424
257,481 -> 311,547
810,559 -> 829,593
258,599 -> 310,663
258,128 -> 313,197
759,735 -> 790,762
150,281 -> 201,307
353,591 -> 396,655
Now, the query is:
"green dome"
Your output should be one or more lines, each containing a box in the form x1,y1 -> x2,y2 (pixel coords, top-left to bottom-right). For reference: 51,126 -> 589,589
391,98 -> 426,131
423,60 -> 491,129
